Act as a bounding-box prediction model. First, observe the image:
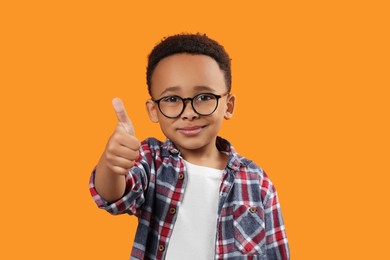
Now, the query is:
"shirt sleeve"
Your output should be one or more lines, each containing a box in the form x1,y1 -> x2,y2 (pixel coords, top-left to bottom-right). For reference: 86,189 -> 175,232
89,140 -> 153,216
263,180 -> 290,259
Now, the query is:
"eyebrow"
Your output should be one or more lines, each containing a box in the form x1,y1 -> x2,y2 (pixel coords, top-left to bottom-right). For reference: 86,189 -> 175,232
159,86 -> 181,97
159,85 -> 217,97
193,85 -> 217,92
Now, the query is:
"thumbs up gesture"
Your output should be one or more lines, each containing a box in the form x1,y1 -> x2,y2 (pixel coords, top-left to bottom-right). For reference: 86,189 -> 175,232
100,98 -> 141,176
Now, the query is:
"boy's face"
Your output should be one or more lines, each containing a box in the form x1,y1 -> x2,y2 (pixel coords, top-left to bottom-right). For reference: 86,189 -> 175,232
146,53 -> 235,155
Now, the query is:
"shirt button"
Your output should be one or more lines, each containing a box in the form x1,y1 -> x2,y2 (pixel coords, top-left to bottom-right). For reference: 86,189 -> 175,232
249,206 -> 257,213
178,173 -> 184,180
169,208 -> 176,214
158,245 -> 165,252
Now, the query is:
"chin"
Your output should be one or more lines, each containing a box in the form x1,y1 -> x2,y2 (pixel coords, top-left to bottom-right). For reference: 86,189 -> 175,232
174,137 -> 216,152
175,140 -> 204,150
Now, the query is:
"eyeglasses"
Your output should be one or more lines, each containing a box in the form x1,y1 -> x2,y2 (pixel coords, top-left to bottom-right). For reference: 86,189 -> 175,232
153,92 -> 229,118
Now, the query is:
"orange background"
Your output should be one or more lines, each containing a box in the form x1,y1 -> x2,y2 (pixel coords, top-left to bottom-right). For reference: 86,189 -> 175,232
1,1 -> 389,259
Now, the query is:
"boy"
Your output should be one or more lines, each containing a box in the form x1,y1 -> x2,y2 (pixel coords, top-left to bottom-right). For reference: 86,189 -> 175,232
90,33 -> 290,259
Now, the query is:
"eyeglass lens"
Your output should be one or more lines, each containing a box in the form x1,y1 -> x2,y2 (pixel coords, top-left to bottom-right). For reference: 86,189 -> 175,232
158,93 -> 219,118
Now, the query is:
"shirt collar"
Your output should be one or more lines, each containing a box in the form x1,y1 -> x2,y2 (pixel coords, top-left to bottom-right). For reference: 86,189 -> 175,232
161,136 -> 250,171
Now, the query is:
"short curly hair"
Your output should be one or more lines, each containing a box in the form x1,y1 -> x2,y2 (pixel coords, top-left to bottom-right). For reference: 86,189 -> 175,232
146,33 -> 232,96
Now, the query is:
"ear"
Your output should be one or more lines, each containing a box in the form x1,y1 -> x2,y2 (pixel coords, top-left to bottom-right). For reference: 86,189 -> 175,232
224,93 -> 236,120
146,99 -> 159,123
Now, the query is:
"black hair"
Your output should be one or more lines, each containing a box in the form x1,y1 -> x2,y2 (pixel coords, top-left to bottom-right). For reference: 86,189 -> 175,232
146,33 -> 232,96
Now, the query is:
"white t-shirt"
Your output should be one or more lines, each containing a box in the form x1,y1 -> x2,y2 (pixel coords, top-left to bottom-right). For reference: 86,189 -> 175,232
165,160 -> 224,260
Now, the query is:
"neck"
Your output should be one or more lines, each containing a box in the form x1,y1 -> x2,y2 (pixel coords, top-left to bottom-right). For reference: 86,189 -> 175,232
178,141 -> 228,170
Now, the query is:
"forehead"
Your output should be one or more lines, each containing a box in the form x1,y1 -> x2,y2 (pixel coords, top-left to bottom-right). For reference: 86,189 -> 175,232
150,53 -> 226,97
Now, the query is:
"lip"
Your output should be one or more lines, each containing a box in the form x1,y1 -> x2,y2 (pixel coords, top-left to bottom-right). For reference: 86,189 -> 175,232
177,125 -> 205,136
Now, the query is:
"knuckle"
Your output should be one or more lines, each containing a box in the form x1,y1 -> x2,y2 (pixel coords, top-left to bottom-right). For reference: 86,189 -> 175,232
106,140 -> 116,152
125,161 -> 135,169
110,133 -> 121,143
113,166 -> 128,175
128,161 -> 135,168
105,146 -> 116,158
129,136 -> 141,149
129,150 -> 139,161
119,168 -> 128,175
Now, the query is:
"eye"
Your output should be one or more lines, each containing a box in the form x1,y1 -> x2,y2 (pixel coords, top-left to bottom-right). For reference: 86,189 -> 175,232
196,94 -> 216,101
161,96 -> 180,103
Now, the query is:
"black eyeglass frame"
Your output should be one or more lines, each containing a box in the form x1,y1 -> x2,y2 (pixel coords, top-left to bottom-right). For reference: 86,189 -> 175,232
152,92 -> 230,118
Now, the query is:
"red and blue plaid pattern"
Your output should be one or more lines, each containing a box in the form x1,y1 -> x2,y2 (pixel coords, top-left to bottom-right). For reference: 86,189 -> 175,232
90,137 -> 289,259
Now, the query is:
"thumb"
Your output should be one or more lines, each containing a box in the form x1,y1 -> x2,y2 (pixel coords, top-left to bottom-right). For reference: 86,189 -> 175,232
112,97 -> 135,135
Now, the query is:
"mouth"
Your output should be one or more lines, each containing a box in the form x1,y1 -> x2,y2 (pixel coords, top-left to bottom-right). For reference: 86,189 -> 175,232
177,125 -> 205,136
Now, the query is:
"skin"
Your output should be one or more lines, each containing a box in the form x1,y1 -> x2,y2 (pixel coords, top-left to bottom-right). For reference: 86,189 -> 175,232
95,53 -> 236,202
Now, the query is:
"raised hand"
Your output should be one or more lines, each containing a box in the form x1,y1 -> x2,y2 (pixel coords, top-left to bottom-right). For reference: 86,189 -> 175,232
101,98 -> 141,175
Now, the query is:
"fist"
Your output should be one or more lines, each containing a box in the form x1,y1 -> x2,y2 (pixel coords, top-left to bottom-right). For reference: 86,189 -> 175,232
102,98 -> 141,175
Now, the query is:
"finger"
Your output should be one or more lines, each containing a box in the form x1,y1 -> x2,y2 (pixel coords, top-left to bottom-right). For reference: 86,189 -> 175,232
112,97 -> 135,135
113,129 -> 141,150
109,155 -> 137,169
112,145 -> 140,161
110,165 -> 130,176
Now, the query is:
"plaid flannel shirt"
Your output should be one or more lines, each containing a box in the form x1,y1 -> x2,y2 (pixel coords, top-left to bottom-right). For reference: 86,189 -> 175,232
90,137 -> 290,260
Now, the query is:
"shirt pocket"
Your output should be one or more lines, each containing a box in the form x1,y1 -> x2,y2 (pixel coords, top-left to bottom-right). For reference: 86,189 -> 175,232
233,204 -> 266,255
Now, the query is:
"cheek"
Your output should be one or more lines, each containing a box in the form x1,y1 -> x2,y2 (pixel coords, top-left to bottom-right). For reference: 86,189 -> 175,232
209,112 -> 225,128
160,121 -> 171,130
157,117 -> 175,133
158,122 -> 171,138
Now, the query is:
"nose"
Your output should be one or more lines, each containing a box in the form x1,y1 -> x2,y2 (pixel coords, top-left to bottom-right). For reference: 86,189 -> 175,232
181,99 -> 199,120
